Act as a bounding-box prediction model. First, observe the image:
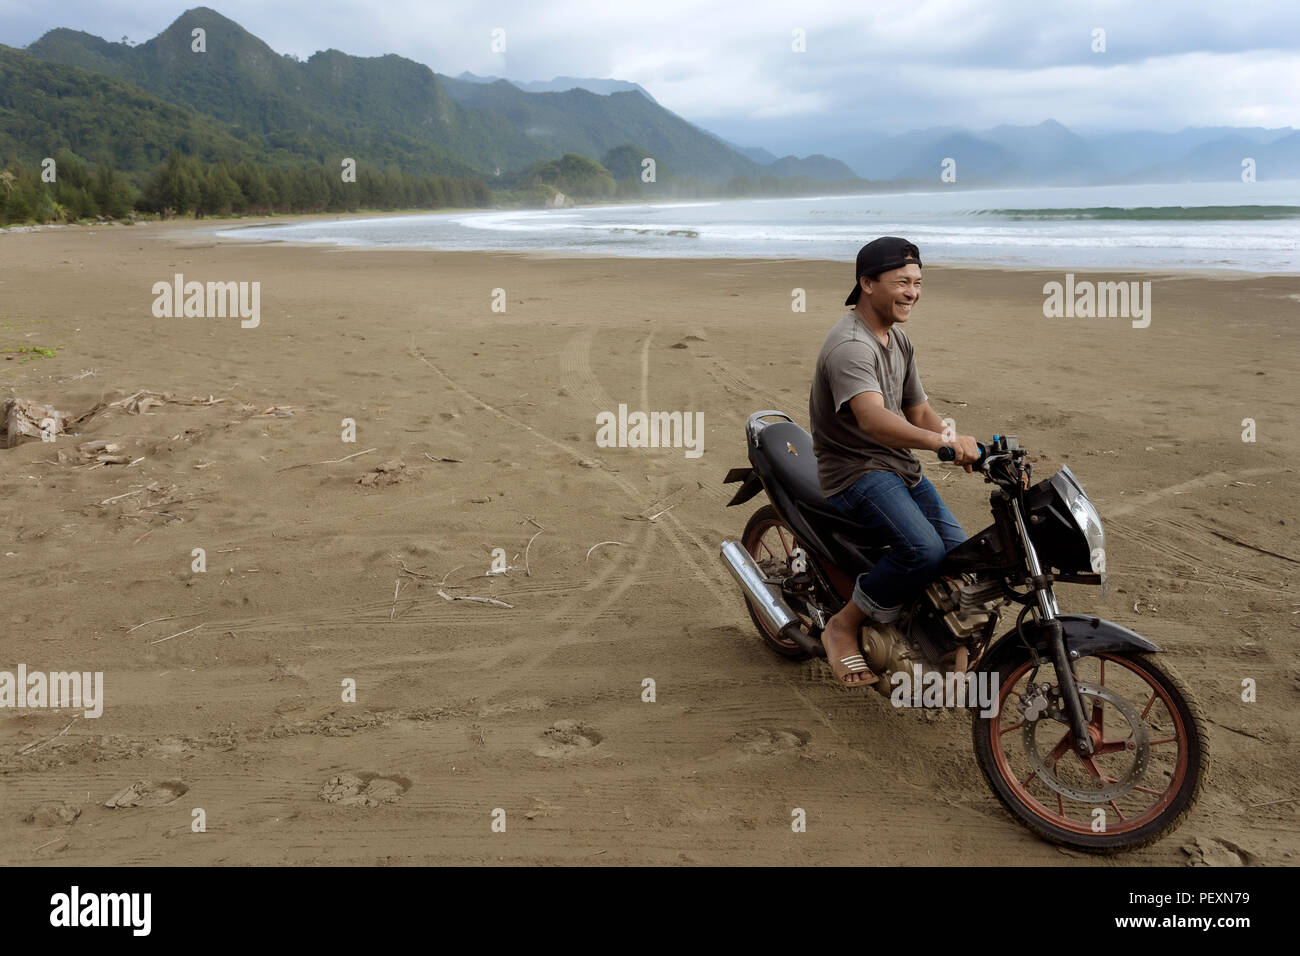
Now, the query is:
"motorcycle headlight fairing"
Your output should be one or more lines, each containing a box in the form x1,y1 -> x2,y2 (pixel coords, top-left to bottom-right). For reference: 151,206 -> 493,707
1057,466 -> 1107,594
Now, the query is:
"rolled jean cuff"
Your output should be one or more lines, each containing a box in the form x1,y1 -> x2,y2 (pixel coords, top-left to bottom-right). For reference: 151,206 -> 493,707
852,580 -> 903,623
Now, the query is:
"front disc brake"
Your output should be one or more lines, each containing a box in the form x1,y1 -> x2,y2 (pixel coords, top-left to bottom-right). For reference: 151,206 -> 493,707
1022,681 -> 1151,802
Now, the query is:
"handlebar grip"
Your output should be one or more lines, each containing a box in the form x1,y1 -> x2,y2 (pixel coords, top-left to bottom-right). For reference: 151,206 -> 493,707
938,442 -> 991,467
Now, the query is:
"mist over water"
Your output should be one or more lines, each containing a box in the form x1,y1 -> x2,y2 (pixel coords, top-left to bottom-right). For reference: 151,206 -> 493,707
218,181 -> 1300,272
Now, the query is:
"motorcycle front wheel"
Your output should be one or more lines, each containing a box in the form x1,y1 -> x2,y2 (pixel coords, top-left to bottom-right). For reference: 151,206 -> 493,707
972,651 -> 1208,852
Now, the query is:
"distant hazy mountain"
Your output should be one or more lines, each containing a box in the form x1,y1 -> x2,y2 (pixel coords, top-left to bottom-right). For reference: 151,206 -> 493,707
732,144 -> 779,165
435,74 -> 761,181
761,154 -> 859,181
856,128 -> 1018,182
454,72 -> 658,102
1088,126 -> 1294,176
710,137 -> 856,180
842,119 -> 1298,184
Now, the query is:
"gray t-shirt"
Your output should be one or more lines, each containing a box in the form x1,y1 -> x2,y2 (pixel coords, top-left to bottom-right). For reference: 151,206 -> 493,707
808,311 -> 927,496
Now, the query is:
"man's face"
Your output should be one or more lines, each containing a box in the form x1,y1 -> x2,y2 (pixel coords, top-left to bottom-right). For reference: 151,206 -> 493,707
861,263 -> 922,324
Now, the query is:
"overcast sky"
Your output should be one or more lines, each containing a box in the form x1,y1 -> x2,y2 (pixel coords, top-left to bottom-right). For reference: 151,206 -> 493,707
3,0 -> 1297,156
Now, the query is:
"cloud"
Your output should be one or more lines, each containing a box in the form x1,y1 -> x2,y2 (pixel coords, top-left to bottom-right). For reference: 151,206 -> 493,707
3,0 -> 1296,157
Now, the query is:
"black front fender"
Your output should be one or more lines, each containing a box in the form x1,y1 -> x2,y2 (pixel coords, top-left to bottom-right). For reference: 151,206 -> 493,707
979,614 -> 1161,674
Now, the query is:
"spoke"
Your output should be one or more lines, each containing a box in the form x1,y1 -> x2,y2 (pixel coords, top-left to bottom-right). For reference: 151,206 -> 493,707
1094,739 -> 1131,756
1108,799 -> 1126,822
1149,736 -> 1179,746
1077,752 -> 1106,783
1133,785 -> 1165,796
1000,721 -> 1025,736
1141,692 -> 1158,721
776,527 -> 793,558
1045,732 -> 1072,769
1057,793 -> 1065,816
1022,768 -> 1037,787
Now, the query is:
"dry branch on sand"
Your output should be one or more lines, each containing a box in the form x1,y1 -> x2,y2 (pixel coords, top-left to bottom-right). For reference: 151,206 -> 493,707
109,390 -> 228,415
436,589 -> 513,608
279,447 -> 377,472
2,398 -> 69,448
585,540 -> 625,562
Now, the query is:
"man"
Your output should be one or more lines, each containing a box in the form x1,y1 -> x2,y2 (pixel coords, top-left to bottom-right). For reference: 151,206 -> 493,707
807,237 -> 980,686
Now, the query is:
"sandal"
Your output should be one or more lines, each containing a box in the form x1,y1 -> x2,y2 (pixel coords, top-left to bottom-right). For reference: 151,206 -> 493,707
828,651 -> 878,686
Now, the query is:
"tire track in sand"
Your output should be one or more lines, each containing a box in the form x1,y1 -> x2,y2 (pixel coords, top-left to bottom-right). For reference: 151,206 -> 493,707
414,341 -> 731,608
550,331 -> 734,603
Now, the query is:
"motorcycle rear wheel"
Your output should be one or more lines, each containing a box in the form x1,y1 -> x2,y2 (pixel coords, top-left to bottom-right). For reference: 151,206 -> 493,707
740,504 -> 814,660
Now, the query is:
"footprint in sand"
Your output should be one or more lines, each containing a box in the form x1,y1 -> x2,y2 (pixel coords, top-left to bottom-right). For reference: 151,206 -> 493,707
731,728 -> 810,756
318,771 -> 411,808
1181,836 -> 1256,867
25,801 -> 82,826
533,720 -> 604,758
104,779 -> 189,809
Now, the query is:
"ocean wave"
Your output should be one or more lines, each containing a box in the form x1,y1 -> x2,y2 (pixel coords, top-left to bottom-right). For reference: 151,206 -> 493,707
968,205 -> 1300,221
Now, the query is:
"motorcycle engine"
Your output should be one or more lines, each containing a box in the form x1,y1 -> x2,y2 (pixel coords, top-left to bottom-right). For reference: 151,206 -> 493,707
859,577 -> 1002,697
860,622 -> 921,697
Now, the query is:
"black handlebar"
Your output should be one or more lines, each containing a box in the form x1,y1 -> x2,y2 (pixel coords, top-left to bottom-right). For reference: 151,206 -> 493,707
936,441 -> 989,467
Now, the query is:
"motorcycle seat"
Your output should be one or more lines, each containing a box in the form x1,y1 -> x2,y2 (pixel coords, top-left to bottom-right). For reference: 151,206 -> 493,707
755,420 -> 829,507
754,419 -> 890,564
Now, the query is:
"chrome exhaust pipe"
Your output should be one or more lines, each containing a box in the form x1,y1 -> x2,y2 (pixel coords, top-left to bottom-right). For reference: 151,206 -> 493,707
720,540 -> 822,656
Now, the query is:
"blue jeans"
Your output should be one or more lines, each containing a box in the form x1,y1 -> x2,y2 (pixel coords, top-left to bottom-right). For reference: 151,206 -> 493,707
827,471 -> 966,619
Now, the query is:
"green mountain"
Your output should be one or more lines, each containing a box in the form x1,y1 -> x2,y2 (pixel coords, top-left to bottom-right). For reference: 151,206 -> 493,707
24,6 -> 785,184
437,74 -> 761,181
0,42 -> 255,171
25,9 -> 488,178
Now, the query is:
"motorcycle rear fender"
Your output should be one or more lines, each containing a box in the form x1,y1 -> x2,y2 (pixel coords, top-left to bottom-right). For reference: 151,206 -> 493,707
979,614 -> 1161,674
723,467 -> 763,507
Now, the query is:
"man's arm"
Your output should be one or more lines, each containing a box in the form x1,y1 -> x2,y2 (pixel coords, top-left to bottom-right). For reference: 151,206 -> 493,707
848,392 -> 981,466
848,391 -> 944,452
902,400 -> 946,435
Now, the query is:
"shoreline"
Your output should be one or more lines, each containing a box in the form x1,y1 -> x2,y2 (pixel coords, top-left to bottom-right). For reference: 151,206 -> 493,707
148,215 -> 1294,280
9,200 -> 1299,278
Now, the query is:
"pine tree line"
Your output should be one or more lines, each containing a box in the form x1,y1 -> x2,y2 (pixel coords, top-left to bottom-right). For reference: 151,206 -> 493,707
0,151 -> 491,225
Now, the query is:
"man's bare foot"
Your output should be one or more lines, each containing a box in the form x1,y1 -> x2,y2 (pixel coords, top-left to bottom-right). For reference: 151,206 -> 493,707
820,608 -> 877,686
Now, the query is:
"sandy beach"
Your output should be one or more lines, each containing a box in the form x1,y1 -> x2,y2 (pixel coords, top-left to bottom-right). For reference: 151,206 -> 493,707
1,217 -> 1296,865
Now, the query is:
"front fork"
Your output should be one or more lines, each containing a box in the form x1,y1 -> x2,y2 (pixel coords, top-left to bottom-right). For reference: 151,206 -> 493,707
1009,498 -> 1095,757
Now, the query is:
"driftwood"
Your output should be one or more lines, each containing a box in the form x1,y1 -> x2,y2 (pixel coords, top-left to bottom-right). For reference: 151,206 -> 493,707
109,390 -> 227,414
2,398 -> 69,448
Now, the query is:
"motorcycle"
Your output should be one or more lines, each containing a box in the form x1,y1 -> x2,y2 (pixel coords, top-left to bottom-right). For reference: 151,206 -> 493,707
720,410 -> 1207,852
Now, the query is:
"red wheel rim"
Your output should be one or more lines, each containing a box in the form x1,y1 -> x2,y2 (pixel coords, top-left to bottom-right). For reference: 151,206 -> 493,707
989,654 -> 1190,836
744,516 -> 805,651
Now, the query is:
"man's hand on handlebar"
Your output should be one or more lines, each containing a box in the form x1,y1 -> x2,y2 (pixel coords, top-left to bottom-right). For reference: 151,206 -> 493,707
951,435 -> 981,471
936,435 -> 984,472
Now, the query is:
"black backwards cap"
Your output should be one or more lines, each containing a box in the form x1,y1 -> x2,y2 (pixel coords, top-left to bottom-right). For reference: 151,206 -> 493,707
845,237 -> 922,305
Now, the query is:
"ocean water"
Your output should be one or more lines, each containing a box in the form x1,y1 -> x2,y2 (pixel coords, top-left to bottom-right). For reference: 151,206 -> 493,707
216,181 -> 1300,272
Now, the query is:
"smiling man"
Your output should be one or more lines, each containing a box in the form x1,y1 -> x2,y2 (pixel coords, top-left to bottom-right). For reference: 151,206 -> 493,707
808,237 -> 981,686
